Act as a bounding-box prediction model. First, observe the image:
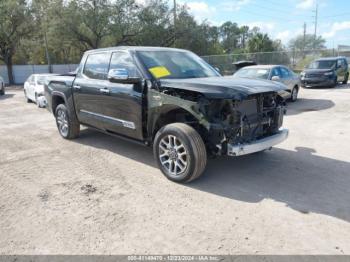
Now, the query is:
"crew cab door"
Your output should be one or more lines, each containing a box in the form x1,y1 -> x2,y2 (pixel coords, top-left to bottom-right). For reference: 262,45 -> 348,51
72,52 -> 112,130
101,51 -> 144,140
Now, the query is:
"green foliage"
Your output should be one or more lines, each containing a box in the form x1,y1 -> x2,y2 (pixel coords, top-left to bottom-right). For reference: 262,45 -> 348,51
289,34 -> 326,51
0,0 -> 295,82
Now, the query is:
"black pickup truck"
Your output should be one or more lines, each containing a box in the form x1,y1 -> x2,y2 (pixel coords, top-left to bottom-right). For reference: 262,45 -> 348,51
45,46 -> 288,183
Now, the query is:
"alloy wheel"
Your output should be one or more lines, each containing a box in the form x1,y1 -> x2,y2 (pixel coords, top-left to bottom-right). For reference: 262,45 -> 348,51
56,109 -> 69,137
158,135 -> 188,176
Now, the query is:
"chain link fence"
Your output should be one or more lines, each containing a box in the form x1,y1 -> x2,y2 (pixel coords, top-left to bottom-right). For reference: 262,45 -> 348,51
0,64 -> 79,85
202,49 -> 350,76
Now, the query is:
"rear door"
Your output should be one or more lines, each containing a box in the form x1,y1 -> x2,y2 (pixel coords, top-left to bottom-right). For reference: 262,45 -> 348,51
72,52 -> 112,130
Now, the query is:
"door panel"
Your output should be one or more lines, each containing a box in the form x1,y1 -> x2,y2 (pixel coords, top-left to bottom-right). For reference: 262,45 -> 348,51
102,81 -> 143,139
73,78 -> 110,130
100,51 -> 144,140
73,52 -> 111,130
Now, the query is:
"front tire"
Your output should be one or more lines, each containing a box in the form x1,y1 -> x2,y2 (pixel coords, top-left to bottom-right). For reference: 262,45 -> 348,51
153,123 -> 207,183
0,84 -> 4,95
55,104 -> 80,139
290,86 -> 298,102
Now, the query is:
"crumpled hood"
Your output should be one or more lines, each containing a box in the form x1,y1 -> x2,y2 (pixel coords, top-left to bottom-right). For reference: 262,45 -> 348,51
160,76 -> 288,99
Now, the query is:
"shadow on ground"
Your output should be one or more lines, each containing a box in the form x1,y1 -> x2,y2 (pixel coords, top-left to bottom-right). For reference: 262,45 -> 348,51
0,93 -> 15,100
286,98 -> 335,116
76,128 -> 350,223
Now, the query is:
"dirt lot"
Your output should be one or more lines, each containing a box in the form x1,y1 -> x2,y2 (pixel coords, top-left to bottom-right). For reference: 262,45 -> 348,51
0,85 -> 350,255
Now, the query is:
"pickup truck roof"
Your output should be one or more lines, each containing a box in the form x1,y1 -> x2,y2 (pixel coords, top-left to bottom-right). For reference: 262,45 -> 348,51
84,46 -> 189,54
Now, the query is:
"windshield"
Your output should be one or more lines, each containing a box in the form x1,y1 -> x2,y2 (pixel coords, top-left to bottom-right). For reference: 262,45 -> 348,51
307,60 -> 336,69
234,68 -> 270,79
136,50 -> 220,79
36,76 -> 46,85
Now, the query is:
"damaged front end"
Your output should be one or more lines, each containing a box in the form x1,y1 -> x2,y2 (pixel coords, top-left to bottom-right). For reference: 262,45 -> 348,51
201,92 -> 288,156
149,83 -> 288,157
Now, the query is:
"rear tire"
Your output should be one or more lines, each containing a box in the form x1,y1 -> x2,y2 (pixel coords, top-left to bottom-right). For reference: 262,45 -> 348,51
153,123 -> 207,183
343,73 -> 349,84
0,84 -> 4,95
55,104 -> 80,139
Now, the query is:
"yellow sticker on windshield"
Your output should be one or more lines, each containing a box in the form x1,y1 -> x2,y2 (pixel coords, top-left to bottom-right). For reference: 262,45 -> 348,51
149,66 -> 171,79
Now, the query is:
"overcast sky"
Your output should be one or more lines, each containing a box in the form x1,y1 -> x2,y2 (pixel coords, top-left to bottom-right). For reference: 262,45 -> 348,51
181,0 -> 350,48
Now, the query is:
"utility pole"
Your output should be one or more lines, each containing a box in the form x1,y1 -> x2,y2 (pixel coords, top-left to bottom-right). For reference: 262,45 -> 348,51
173,0 -> 177,47
302,22 -> 307,57
44,30 -> 52,73
312,1 -> 318,50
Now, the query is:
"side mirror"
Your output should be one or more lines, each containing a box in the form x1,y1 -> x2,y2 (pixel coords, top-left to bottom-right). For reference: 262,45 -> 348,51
271,76 -> 280,81
107,68 -> 141,84
214,67 -> 221,73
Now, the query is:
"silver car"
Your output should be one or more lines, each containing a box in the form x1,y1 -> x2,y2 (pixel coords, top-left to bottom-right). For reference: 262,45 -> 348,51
233,65 -> 300,102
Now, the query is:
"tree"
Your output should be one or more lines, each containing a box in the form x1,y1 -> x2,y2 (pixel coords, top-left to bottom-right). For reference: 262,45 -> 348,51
220,22 -> 241,53
0,0 -> 33,84
246,33 -> 275,53
60,0 -> 112,50
288,34 -> 326,52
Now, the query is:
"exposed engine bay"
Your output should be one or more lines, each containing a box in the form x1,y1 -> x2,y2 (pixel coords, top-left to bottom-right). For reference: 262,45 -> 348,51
201,92 -> 285,155
150,86 -> 286,156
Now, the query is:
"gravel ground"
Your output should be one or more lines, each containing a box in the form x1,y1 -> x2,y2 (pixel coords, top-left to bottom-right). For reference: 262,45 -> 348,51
0,85 -> 350,255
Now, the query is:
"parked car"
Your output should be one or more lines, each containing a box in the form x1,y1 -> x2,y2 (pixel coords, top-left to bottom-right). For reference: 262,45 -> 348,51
300,57 -> 349,88
232,65 -> 300,102
0,76 -> 5,95
24,74 -> 57,107
45,46 -> 288,183
233,61 -> 257,71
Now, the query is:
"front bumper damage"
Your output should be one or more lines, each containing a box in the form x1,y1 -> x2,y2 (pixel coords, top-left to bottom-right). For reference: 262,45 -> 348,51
227,129 -> 288,156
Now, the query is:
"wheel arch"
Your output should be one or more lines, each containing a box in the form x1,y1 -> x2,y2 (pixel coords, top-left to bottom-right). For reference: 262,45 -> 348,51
150,105 -> 205,142
51,92 -> 68,116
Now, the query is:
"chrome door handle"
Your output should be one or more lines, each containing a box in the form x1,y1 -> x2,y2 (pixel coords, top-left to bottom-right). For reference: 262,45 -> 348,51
73,85 -> 81,90
99,88 -> 110,94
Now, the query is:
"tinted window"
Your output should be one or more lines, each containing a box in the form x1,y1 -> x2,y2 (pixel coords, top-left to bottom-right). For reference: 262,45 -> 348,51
110,51 -> 139,78
83,53 -> 111,80
271,67 -> 281,78
280,67 -> 290,78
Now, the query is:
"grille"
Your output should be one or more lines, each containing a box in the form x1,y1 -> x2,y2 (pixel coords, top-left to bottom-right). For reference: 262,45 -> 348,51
306,73 -> 323,78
